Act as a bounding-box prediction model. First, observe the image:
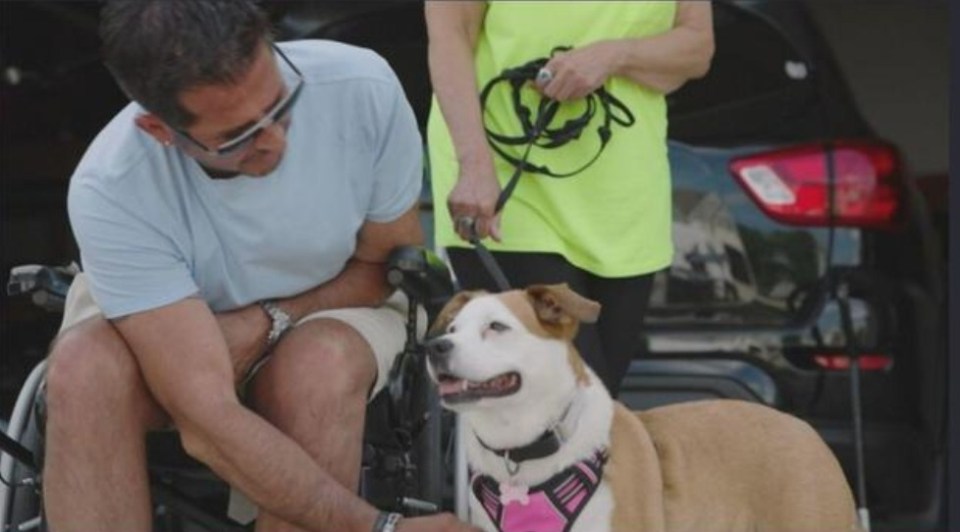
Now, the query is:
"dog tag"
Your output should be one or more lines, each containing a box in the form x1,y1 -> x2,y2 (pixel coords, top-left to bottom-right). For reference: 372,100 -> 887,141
499,482 -> 530,506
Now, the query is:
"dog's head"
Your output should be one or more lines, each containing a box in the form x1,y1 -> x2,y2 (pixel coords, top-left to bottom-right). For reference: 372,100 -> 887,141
424,284 -> 601,412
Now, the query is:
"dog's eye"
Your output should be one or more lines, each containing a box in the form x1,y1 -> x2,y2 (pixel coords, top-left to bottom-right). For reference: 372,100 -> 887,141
488,321 -> 510,333
447,324 -> 457,333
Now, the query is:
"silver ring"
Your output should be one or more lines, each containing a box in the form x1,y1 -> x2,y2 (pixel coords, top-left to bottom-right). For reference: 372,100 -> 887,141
455,216 -> 476,234
536,67 -> 553,86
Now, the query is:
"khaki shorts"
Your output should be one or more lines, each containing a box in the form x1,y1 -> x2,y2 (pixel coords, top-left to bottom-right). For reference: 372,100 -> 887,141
60,273 -> 426,399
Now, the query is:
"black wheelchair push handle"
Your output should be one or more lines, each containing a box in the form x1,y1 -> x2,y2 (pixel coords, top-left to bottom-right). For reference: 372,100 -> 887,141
386,246 -> 454,316
7,262 -> 78,313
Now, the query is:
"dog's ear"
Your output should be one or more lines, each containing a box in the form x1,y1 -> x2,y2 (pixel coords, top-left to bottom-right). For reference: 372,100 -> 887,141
428,290 -> 485,335
525,284 -> 601,334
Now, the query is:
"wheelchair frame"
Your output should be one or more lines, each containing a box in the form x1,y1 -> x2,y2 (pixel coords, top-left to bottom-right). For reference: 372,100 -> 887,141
0,246 -> 466,531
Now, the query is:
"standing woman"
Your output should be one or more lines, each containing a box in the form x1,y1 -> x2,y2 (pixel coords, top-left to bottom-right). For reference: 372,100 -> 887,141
425,1 -> 714,397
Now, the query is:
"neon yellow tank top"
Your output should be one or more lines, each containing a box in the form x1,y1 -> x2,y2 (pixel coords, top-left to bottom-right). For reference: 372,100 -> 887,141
428,1 -> 676,277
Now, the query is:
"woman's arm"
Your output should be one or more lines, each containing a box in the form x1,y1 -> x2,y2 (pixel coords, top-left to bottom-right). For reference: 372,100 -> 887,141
425,1 -> 502,241
540,1 -> 715,101
608,1 -> 715,92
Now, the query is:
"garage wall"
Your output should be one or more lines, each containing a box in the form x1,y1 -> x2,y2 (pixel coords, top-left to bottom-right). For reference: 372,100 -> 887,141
805,0 -> 948,177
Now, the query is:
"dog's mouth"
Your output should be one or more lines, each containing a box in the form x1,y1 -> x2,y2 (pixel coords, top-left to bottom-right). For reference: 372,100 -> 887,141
435,372 -> 522,404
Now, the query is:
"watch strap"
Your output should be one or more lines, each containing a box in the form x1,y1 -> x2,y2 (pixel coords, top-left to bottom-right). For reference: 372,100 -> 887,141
372,511 -> 402,532
259,300 -> 292,348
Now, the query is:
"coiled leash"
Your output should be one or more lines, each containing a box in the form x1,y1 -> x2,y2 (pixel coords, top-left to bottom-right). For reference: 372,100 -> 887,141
459,46 -> 636,291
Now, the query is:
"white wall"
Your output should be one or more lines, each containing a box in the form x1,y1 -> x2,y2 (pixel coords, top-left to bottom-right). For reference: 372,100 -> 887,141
805,0 -> 948,177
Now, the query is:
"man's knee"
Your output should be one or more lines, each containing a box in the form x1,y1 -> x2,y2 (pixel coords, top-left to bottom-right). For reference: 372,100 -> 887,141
317,339 -> 376,398
45,318 -> 150,421
257,320 -> 377,403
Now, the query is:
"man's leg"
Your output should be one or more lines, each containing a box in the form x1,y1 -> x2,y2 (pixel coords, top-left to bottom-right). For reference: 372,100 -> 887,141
43,317 -> 168,532
248,318 -> 378,532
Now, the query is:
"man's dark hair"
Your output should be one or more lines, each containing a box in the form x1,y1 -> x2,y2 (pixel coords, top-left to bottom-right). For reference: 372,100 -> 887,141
100,0 -> 272,128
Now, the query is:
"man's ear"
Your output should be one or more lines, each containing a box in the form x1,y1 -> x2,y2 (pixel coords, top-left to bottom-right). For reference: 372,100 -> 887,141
428,290 -> 484,336
134,113 -> 174,146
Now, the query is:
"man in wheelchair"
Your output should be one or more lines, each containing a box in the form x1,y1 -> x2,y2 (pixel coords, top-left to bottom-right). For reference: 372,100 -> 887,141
32,1 -> 476,531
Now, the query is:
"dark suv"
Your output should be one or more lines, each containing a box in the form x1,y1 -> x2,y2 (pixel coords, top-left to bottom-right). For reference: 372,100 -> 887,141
0,2 -> 946,531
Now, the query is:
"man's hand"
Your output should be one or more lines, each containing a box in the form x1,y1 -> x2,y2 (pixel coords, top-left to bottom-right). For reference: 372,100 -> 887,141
397,513 -> 483,532
216,305 -> 270,382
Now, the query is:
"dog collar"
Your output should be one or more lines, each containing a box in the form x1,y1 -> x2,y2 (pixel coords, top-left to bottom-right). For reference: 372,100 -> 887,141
474,394 -> 580,469
476,428 -> 563,464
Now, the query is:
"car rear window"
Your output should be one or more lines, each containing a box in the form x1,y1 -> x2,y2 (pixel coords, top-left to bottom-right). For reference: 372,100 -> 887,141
667,2 -> 823,145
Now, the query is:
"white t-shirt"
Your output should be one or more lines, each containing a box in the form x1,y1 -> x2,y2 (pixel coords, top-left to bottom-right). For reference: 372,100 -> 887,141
67,40 -> 422,318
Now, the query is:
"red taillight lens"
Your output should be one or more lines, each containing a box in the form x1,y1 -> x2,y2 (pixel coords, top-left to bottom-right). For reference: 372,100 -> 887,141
729,141 -> 901,228
813,354 -> 892,371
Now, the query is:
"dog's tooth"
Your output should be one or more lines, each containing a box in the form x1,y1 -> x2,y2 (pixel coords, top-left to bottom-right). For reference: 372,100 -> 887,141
462,380 -> 470,392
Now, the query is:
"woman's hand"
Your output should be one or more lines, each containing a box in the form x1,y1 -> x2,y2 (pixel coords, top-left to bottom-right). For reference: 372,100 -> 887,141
537,41 -> 620,101
447,159 -> 503,242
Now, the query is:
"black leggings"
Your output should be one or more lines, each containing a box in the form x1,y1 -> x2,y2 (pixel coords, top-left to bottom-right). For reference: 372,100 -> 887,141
446,248 -> 655,398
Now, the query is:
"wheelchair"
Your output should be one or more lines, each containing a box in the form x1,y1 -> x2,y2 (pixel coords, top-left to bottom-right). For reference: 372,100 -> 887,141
0,245 -> 458,531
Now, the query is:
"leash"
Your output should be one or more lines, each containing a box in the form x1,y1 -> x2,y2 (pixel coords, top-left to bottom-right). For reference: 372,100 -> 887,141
480,46 -> 635,212
457,217 -> 512,292
459,47 -> 636,292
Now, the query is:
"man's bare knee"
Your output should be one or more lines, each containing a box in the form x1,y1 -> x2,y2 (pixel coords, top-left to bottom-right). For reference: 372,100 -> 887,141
46,318 -> 164,429
255,321 -> 377,405
312,342 -> 377,399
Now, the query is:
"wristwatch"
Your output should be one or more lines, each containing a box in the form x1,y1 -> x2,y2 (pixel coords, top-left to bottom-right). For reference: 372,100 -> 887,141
372,511 -> 402,532
259,300 -> 292,349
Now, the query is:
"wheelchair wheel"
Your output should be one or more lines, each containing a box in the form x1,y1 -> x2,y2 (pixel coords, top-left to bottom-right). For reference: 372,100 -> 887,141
1,360 -> 46,531
5,409 -> 43,530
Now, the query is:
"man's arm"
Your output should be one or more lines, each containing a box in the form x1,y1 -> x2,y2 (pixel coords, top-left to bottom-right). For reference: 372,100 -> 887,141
277,203 -> 425,320
215,204 -> 425,376
113,298 -> 381,531
115,204 -> 477,531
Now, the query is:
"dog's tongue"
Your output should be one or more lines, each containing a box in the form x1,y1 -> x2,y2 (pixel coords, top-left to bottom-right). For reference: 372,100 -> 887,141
438,379 -> 467,396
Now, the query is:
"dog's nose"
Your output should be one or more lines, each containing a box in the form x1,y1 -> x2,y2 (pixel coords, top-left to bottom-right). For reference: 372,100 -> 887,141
424,337 -> 454,368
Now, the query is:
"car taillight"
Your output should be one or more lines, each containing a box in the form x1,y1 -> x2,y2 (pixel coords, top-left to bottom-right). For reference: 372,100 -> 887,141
813,353 -> 892,372
729,141 -> 901,228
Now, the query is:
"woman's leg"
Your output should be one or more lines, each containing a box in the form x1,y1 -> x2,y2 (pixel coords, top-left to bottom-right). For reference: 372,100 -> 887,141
585,271 -> 656,398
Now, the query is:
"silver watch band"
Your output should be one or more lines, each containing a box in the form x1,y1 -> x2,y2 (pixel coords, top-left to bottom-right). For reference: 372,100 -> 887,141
373,511 -> 402,532
259,300 -> 292,348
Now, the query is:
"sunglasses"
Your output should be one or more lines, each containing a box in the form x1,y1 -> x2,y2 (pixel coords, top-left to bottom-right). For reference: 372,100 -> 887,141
174,44 -> 304,158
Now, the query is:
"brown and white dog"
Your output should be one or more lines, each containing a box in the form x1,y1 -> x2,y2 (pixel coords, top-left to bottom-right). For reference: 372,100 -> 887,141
425,284 -> 859,532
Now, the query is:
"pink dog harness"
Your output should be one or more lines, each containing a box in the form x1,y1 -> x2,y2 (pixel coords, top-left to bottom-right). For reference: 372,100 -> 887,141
471,450 -> 608,532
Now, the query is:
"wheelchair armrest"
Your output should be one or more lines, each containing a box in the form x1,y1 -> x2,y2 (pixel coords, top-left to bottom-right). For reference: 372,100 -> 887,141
386,246 -> 454,316
7,262 -> 79,313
